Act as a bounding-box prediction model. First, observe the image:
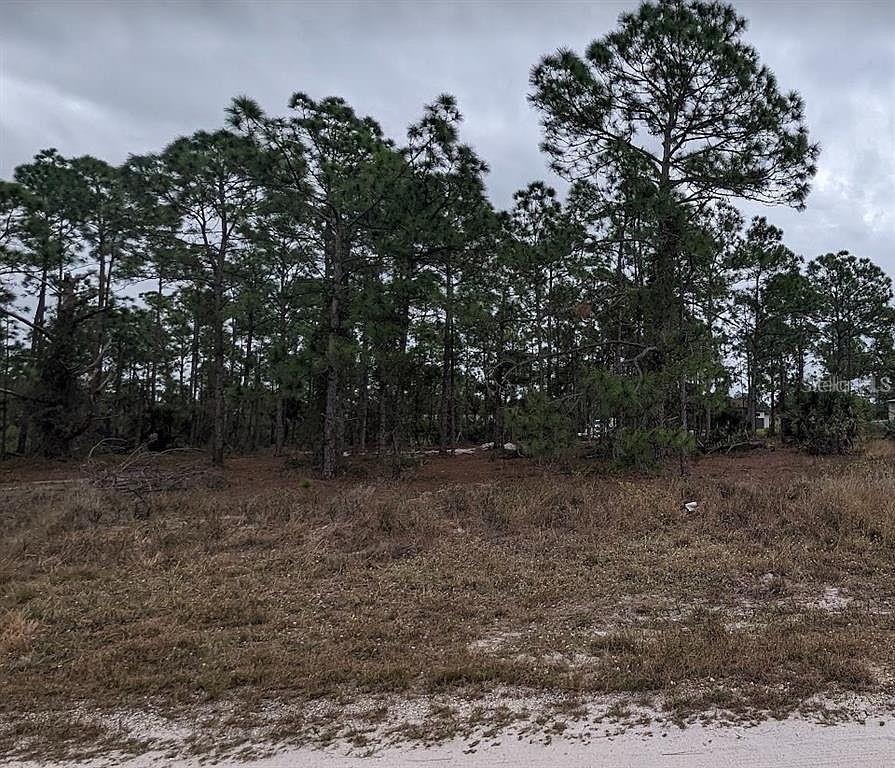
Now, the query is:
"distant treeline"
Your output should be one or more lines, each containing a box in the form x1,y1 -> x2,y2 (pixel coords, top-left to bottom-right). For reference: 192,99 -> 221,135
1,0 -> 893,473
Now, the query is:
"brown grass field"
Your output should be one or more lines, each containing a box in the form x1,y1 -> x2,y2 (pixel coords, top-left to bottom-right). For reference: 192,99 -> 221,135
2,442 -> 895,762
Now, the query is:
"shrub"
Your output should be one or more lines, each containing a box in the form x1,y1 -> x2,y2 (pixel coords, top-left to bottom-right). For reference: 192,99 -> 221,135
785,390 -> 865,455
611,427 -> 695,470
506,392 -> 577,459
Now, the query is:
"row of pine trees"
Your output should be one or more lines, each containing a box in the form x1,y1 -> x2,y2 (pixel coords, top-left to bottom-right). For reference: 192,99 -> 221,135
1,1 -> 893,474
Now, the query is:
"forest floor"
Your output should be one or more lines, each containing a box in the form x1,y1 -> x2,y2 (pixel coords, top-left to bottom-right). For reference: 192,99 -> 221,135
2,441 -> 895,765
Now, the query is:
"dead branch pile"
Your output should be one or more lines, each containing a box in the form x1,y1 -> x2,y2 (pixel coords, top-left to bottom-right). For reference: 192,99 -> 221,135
85,444 -> 225,507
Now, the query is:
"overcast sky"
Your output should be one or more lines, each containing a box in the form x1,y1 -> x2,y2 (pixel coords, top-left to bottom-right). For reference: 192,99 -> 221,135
1,0 -> 893,277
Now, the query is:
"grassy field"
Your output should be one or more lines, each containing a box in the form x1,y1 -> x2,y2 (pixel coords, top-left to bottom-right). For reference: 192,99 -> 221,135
2,443 -> 895,762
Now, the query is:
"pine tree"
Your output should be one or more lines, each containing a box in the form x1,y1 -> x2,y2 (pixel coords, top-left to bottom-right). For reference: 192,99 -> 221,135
128,130 -> 264,465
530,0 -> 818,368
807,251 -> 894,383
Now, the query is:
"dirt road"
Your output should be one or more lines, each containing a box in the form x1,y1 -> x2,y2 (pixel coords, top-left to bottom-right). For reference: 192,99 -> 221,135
14,717 -> 895,768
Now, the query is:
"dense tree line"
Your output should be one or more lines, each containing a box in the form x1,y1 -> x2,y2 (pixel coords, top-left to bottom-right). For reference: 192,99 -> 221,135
2,0 -> 893,473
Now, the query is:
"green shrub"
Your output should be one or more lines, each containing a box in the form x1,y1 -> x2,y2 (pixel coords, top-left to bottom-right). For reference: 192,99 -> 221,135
507,391 -> 576,459
786,390 -> 866,455
611,427 -> 695,470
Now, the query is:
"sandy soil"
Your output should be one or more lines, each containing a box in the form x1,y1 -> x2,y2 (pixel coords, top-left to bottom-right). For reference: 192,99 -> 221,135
12,717 -> 895,768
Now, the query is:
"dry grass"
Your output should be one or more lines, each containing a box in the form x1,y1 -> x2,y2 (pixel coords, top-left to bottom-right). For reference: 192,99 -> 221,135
2,447 -> 895,760
0,610 -> 40,657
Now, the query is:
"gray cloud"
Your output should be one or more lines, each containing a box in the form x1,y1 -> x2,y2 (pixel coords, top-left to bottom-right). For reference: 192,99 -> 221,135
1,0 -> 892,276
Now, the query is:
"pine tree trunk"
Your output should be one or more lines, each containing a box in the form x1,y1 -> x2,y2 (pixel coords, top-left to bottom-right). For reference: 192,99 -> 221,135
492,333 -> 505,451
32,260 -> 49,358
376,365 -> 388,455
189,308 -> 201,446
211,265 -> 226,466
322,225 -> 347,479
15,258 -> 52,456
439,260 -> 454,454
357,328 -> 368,454
275,388 -> 285,456
746,339 -> 757,434
1,319 -> 9,458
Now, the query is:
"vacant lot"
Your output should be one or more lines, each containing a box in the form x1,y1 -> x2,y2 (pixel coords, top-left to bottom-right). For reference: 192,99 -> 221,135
2,443 -> 895,763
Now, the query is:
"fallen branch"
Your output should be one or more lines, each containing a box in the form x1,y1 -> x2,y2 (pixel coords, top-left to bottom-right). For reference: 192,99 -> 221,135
702,439 -> 766,455
85,444 -> 222,514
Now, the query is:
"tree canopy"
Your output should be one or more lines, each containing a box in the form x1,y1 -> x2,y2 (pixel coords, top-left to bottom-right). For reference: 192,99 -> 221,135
1,0 -> 891,469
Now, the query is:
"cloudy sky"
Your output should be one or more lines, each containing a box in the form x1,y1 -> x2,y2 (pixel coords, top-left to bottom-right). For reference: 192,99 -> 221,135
1,0 -> 893,277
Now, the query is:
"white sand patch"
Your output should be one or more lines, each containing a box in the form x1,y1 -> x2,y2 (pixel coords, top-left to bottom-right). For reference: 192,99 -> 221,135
815,586 -> 852,611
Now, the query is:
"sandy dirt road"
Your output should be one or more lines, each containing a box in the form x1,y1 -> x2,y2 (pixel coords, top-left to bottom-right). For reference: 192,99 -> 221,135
14,717 -> 895,768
